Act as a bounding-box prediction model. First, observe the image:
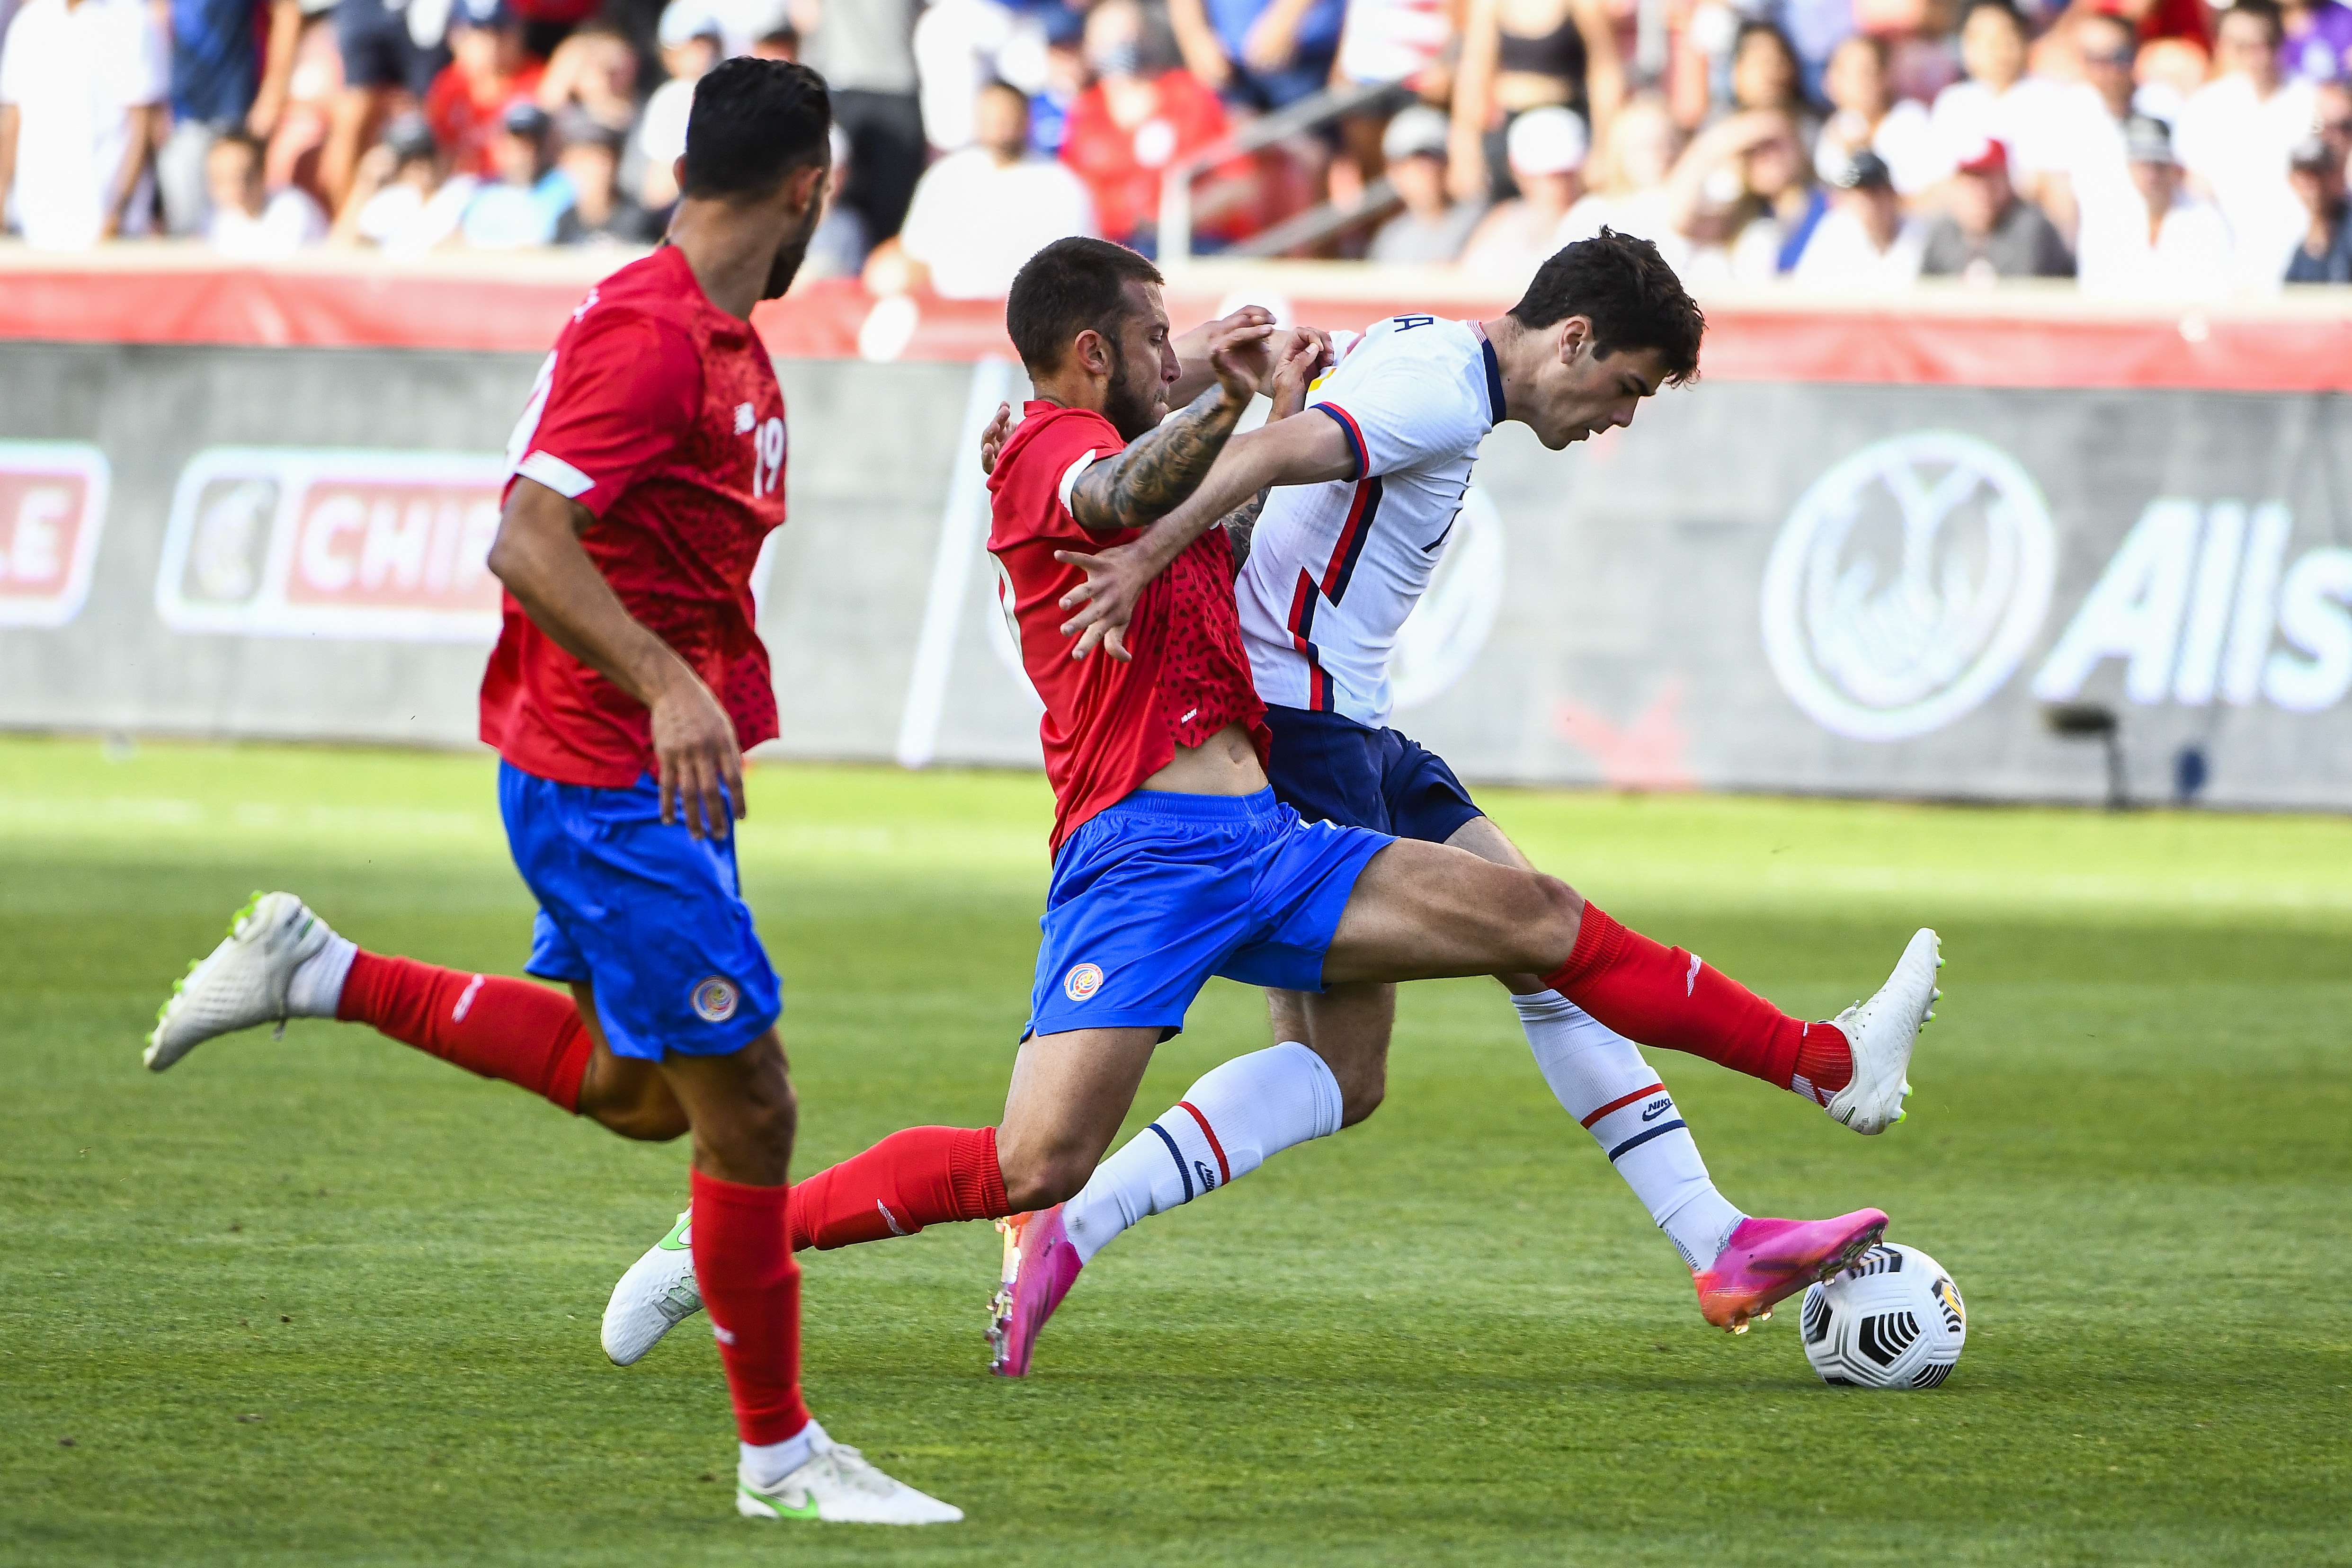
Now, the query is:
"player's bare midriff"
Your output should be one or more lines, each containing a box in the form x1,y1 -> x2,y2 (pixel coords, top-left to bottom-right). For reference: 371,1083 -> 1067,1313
1138,723 -> 1267,797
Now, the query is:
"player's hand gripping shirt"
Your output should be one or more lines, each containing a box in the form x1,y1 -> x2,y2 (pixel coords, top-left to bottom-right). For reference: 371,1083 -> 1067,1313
1233,315 -> 1505,727
481,245 -> 789,788
988,401 -> 1271,853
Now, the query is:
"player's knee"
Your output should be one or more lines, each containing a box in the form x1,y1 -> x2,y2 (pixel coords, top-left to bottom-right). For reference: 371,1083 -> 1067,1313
997,1135 -> 1095,1211
1336,1062 -> 1385,1129
1516,873 -> 1585,971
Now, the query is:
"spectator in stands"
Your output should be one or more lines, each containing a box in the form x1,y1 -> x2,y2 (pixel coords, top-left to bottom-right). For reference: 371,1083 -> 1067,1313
887,78 -> 1096,297
1920,135 -> 2075,280
2036,8 -> 2141,247
1169,0 -> 1348,112
1331,0 -> 1460,205
1794,150 -> 1930,289
631,3 -> 719,215
1814,33 -> 1940,197
1448,0 -> 1622,205
2075,113 -> 2232,295
0,0 -> 169,249
535,20 -> 640,134
807,0 -> 927,243
324,0 -> 445,213
1368,103 -> 1487,263
1558,90 -> 1684,257
552,110 -> 656,246
331,111 -> 477,251
158,0 -> 301,235
203,125 -> 324,256
800,125 -> 869,281
459,99 -> 570,248
426,0 -> 546,184
1728,20 -> 1817,140
2286,133 -> 2352,279
2280,0 -> 2352,83
2176,0 -> 2319,289
1029,6 -> 1089,155
1458,105 -> 1586,285
1928,0 -> 2077,197
1061,0 -> 1235,252
1663,108 -> 1822,281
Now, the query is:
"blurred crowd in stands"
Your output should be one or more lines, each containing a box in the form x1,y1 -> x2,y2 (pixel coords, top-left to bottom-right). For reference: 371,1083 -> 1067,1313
3,0 -> 2350,292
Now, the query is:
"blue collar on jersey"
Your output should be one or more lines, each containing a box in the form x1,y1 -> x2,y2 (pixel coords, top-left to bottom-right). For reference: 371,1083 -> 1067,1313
1477,329 -> 1506,426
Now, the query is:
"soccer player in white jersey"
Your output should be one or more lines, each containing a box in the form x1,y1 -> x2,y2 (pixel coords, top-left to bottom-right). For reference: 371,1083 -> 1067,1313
601,232 -> 1942,1375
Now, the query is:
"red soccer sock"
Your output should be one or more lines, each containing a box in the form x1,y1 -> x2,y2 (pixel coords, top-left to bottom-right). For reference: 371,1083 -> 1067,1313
785,1126 -> 1010,1251
690,1169 -> 811,1447
1541,904 -> 1848,1098
336,951 -> 593,1112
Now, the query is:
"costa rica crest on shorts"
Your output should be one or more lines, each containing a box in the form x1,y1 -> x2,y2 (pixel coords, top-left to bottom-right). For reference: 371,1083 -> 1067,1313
1062,962 -> 1104,1002
690,975 -> 739,1023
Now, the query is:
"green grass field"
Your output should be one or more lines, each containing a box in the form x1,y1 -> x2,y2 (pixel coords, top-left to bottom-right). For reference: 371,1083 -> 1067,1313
2,735 -> 2347,1566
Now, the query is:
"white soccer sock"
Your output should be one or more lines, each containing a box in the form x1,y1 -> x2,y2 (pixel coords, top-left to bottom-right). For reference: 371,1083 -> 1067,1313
1514,989 -> 1746,1270
286,933 -> 357,1018
741,1417 -> 829,1488
1061,1041 -> 1344,1265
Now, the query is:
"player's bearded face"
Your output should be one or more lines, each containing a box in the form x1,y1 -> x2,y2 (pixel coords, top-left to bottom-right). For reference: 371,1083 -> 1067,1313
1100,314 -> 1172,441
760,164 -> 830,301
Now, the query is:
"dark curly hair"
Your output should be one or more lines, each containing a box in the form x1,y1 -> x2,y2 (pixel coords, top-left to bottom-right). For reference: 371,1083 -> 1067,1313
1509,229 -> 1705,386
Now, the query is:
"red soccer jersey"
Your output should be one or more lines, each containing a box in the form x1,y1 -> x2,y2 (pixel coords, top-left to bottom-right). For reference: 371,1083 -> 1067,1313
482,245 -> 788,788
988,401 -> 1270,853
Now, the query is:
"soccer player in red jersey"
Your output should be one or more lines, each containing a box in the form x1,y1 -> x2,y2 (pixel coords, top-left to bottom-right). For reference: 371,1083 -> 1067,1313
602,236 -> 1936,1381
143,59 -> 959,1526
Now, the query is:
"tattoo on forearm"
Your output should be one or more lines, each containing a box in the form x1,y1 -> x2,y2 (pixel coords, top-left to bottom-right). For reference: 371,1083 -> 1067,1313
1221,489 -> 1268,571
1070,384 -> 1247,533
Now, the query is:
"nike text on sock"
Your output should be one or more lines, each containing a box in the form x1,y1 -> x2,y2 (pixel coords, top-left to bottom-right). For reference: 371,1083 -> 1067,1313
1062,1041 -> 1344,1265
1513,989 -> 1746,1271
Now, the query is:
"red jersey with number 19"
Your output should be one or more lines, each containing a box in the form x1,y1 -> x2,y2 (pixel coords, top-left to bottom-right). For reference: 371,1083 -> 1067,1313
481,245 -> 788,788
988,401 -> 1270,853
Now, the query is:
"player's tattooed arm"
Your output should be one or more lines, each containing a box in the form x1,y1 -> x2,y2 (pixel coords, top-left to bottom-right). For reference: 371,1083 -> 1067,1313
1220,488 -> 1269,572
1066,378 -> 1255,535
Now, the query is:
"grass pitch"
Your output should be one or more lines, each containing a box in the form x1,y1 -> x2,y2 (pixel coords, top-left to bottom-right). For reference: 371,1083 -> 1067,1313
2,736 -> 2347,1567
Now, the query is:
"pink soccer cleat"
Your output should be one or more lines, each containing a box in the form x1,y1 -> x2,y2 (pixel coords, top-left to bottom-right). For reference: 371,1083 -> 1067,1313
986,1205 -> 1084,1378
1693,1210 -> 1889,1334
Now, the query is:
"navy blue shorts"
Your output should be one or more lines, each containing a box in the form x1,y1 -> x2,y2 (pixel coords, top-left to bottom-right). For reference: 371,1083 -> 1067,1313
1025,788 -> 1392,1040
1263,704 -> 1483,844
499,762 -> 781,1062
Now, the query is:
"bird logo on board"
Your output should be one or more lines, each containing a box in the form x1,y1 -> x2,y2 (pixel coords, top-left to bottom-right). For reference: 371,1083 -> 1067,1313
1063,962 -> 1104,1003
691,976 -> 739,1023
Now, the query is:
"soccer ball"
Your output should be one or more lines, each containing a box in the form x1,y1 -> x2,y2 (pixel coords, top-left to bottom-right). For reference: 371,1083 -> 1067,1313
1798,1242 -> 1966,1389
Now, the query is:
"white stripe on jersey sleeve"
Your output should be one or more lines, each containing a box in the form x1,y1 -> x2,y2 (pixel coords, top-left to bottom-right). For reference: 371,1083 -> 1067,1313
1056,449 -> 1102,515
517,449 -> 596,499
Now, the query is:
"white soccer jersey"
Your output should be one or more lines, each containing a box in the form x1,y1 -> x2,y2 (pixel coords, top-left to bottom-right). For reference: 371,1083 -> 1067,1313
1235,314 -> 1504,727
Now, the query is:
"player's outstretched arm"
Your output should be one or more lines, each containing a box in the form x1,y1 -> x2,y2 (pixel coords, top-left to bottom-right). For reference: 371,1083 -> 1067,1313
487,478 -> 745,839
1055,377 -> 1357,659
1063,317 -> 1272,537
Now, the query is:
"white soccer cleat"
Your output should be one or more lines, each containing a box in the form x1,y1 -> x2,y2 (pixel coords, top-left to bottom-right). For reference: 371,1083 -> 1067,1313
602,1211 -> 703,1365
736,1439 -> 964,1525
1824,927 -> 1942,1135
145,891 -> 338,1072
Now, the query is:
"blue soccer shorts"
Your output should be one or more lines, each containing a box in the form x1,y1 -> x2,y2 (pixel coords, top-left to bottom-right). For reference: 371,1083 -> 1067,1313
498,762 -> 781,1061
1262,704 -> 1483,844
1025,787 -> 1394,1041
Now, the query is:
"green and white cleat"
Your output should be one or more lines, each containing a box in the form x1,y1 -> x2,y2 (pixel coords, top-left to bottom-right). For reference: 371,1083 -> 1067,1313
145,891 -> 346,1073
1824,927 -> 1942,1136
737,1437 -> 964,1525
602,1211 -> 703,1366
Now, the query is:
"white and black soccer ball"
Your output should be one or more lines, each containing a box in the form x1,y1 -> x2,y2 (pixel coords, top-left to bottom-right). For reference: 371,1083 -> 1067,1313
1799,1242 -> 1966,1390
